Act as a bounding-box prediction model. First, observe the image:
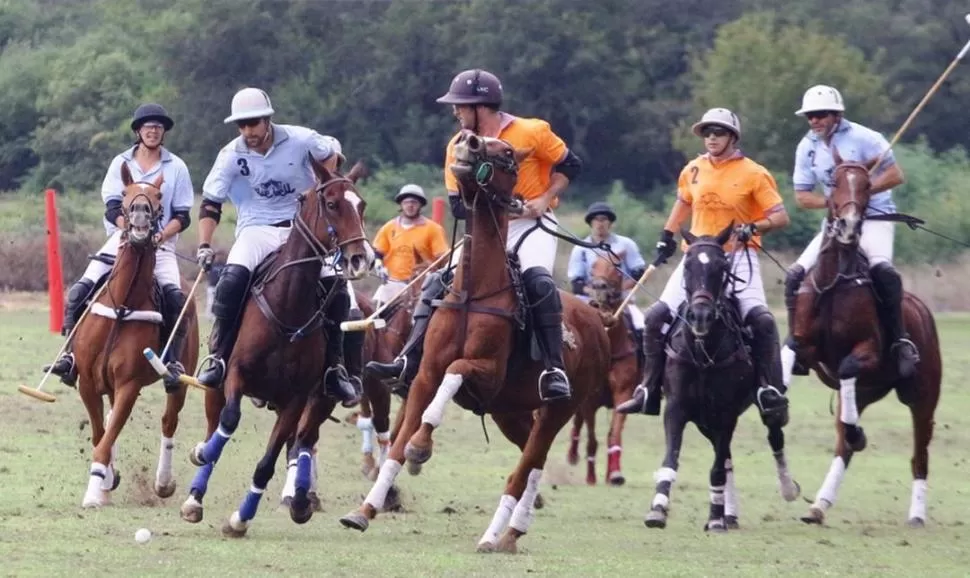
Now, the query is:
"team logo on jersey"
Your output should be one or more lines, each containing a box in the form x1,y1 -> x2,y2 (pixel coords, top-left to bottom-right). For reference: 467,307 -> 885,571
254,179 -> 297,199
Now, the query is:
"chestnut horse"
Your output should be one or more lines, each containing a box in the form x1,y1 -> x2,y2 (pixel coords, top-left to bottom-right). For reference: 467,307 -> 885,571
179,158 -> 372,536
75,164 -> 199,508
792,150 -> 941,527
567,252 -> 640,486
340,132 -> 611,553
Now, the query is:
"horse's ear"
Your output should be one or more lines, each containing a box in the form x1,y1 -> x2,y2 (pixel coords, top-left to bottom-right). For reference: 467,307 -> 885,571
513,147 -> 533,164
681,227 -> 696,245
152,174 -> 164,194
309,151 -> 331,183
347,160 -> 368,183
121,162 -> 133,187
716,220 -> 735,246
831,144 -> 843,166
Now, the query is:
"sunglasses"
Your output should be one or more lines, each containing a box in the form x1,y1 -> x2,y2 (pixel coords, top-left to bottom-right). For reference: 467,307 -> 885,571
805,111 -> 833,121
701,126 -> 730,138
140,122 -> 165,131
236,118 -> 262,128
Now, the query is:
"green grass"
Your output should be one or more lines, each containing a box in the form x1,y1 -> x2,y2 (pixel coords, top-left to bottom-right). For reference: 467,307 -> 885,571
1,304 -> 970,577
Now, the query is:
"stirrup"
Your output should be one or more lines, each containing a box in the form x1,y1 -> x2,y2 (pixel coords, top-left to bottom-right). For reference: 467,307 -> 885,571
195,354 -> 226,388
538,367 -> 571,402
892,338 -> 921,362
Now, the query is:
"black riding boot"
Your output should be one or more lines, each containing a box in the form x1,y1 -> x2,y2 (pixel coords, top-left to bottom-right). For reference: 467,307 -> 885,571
746,306 -> 790,428
365,269 -> 450,396
43,277 -> 98,387
196,264 -> 251,389
784,265 -> 809,376
160,283 -> 188,394
871,262 -> 920,378
523,268 -> 571,402
617,302 -> 670,415
322,280 -> 361,408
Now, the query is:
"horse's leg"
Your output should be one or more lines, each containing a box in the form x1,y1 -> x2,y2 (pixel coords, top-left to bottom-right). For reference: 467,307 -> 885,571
837,346 -> 878,452
154,384 -> 187,498
767,423 -> 801,502
607,369 -> 634,486
223,396 -> 306,538
644,396 -> 687,529
802,397 -> 854,525
78,383 -> 107,506
484,402 -> 575,554
583,404 -> 598,486
566,410 -> 582,466
281,433 -> 297,506
287,394 -> 335,525
180,377 -> 238,524
82,383 -> 139,508
704,424 -> 736,533
724,453 -> 739,530
356,391 -> 377,478
907,387 -> 937,528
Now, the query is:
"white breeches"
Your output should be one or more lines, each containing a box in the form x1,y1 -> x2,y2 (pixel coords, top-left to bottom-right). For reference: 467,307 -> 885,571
227,225 -> 346,284
628,304 -> 645,330
658,247 -> 766,321
507,212 -> 558,273
795,220 -> 894,271
373,280 -> 408,307
82,231 -> 181,288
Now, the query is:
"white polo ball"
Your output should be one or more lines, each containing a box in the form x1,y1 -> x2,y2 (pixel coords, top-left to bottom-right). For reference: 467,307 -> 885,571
134,528 -> 152,544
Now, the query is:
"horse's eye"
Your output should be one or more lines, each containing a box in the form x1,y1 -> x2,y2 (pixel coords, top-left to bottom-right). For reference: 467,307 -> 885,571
326,201 -> 337,211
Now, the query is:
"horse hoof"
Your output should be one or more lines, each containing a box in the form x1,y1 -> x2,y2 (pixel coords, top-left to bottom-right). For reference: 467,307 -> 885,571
608,472 -> 626,487
404,442 -> 432,470
476,541 -> 496,554
495,533 -> 518,554
534,493 -> 545,510
110,470 -> 122,492
781,479 -> 801,502
81,495 -> 106,509
381,485 -> 402,513
704,519 -> 727,533
289,503 -> 313,525
189,442 -> 205,467
339,511 -> 369,532
406,460 -> 423,476
180,497 -> 204,524
844,426 -> 867,453
361,454 -> 377,479
725,515 -> 740,530
907,517 -> 926,529
586,475 -> 596,486
153,480 -> 176,499
222,512 -> 248,538
800,507 -> 825,525
308,491 -> 323,512
644,507 -> 668,529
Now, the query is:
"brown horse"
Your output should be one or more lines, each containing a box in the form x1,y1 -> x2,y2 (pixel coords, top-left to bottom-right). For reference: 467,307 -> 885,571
75,164 -> 199,508
567,252 -> 640,486
792,150 -> 942,527
179,158 -> 372,536
340,132 -> 611,553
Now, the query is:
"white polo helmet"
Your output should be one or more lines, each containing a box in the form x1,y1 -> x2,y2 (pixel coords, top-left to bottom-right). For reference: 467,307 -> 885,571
321,135 -> 347,166
395,183 -> 427,206
224,87 -> 275,124
795,85 -> 845,116
691,108 -> 742,139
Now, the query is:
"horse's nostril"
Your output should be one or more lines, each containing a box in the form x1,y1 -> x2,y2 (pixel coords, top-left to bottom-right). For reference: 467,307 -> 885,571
350,254 -> 364,271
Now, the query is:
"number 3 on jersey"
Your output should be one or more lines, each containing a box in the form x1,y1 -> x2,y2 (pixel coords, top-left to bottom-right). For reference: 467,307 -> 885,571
238,158 -> 250,176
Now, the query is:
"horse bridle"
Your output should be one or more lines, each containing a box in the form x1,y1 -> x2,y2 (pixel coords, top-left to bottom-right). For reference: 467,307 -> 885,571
685,240 -> 730,319
121,182 -> 164,243
464,146 -> 525,214
292,175 -> 368,267
826,162 -> 871,240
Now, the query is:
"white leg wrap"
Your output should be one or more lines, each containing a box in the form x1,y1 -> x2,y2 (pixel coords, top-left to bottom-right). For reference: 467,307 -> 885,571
478,494 -> 517,546
724,459 -> 739,518
651,493 -> 670,510
781,344 -> 796,387
376,431 -> 390,468
421,373 -> 463,428
364,459 -> 403,510
709,485 -> 726,506
357,417 -> 375,454
310,448 -> 319,493
509,468 -> 543,533
654,466 -> 677,484
83,462 -> 108,506
813,456 -> 846,510
839,377 -> 859,425
281,459 -> 297,500
909,479 -> 928,521
155,435 -> 174,487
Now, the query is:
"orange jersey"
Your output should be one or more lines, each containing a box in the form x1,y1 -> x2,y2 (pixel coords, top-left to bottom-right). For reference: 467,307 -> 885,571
677,153 -> 784,252
372,216 -> 448,281
444,114 -> 567,208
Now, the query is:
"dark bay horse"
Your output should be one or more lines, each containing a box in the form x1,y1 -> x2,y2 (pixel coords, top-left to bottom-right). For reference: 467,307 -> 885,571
642,225 -> 800,531
340,132 -> 611,553
792,151 -> 941,527
567,252 -> 640,486
75,164 -> 199,507
179,157 -> 372,536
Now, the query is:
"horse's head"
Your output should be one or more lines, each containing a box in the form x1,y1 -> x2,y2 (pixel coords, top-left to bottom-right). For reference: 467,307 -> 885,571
298,154 -> 374,279
827,146 -> 877,246
586,253 -> 624,309
681,223 -> 734,338
449,130 -> 529,215
120,163 -> 163,247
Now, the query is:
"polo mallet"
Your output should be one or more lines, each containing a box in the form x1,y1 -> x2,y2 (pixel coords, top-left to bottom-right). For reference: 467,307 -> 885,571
870,13 -> 970,173
340,239 -> 465,332
609,260 -> 660,323
18,282 -> 109,403
143,267 -> 208,391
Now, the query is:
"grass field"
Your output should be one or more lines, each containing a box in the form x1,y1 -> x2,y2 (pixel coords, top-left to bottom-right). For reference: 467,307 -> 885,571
1,295 -> 970,577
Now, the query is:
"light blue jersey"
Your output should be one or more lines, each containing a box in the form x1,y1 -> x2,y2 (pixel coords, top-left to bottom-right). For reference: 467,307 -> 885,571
792,118 -> 897,217
101,145 -> 195,238
567,233 -> 645,281
202,123 -> 335,234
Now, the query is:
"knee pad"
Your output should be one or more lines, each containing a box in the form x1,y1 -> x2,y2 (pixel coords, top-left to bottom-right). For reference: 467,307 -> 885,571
644,301 -> 672,331
784,265 -> 806,301
419,271 -> 448,307
67,278 -> 97,307
522,267 -> 557,298
162,283 -> 186,315
744,305 -> 777,335
871,262 -> 901,290
212,264 -> 252,320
